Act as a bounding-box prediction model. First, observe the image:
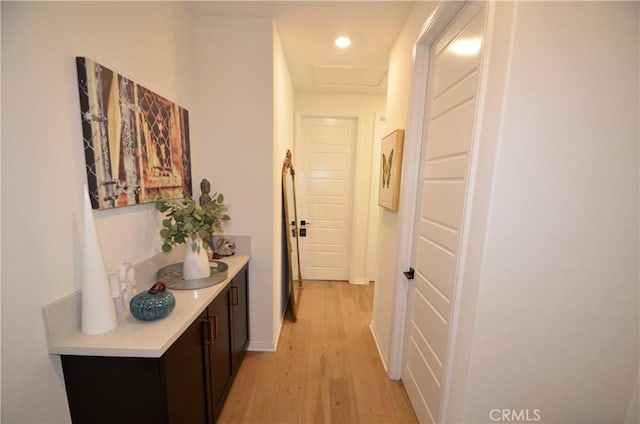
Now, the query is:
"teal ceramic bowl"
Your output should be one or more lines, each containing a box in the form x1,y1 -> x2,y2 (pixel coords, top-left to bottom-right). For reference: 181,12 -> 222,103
130,282 -> 176,321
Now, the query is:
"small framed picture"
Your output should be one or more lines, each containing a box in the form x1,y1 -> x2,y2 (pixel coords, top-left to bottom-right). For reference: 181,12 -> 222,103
378,129 -> 404,211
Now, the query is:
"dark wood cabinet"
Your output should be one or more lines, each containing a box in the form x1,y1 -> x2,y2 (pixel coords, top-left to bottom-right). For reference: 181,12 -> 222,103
230,265 -> 249,374
205,285 -> 232,421
61,310 -> 210,424
163,309 -> 210,423
60,265 -> 249,424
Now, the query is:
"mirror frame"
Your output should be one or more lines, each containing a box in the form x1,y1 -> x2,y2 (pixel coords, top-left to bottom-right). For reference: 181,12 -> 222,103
282,150 -> 302,321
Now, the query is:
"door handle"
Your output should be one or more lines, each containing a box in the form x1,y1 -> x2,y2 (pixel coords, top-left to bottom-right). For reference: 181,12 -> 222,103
299,220 -> 310,237
403,267 -> 415,280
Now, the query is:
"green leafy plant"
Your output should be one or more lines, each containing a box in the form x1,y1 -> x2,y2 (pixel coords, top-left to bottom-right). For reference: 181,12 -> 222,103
155,194 -> 230,253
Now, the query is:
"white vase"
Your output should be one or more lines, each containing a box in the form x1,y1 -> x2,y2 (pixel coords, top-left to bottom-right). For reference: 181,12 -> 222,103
81,185 -> 118,335
183,236 -> 211,280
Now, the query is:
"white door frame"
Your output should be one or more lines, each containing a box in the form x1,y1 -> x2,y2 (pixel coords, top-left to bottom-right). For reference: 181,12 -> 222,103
386,1 -> 466,381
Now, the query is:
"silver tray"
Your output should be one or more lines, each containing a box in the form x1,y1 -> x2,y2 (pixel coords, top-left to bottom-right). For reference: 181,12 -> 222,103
157,261 -> 229,290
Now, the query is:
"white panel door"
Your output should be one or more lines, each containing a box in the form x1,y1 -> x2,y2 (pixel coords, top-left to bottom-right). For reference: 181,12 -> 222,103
402,3 -> 486,423
298,116 -> 357,281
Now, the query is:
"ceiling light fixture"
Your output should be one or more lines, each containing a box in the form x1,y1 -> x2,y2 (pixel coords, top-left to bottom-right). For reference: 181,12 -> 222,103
335,36 -> 351,48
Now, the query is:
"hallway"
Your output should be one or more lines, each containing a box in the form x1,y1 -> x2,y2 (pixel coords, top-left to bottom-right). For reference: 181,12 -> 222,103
218,282 -> 417,423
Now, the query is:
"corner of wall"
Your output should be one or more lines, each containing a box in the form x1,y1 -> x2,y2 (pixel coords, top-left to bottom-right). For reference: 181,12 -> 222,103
272,21 -> 295,346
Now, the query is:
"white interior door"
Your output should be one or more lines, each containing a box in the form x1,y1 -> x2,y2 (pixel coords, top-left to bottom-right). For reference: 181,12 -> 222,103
402,3 -> 486,423
297,115 -> 357,281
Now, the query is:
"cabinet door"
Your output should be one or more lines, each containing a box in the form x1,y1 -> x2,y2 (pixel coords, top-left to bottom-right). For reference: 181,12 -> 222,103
61,311 -> 209,424
62,355 -> 166,424
205,286 -> 232,421
163,309 -> 209,423
230,265 -> 249,373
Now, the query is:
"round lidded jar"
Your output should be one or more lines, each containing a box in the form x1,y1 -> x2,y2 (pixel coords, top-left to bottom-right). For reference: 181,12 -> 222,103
130,282 -> 176,321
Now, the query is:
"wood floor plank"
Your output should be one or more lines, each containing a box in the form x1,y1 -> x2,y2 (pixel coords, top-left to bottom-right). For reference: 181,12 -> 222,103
218,282 -> 418,424
329,378 -> 352,423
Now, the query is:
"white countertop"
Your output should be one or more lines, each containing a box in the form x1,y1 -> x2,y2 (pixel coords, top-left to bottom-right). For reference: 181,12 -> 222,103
42,255 -> 250,358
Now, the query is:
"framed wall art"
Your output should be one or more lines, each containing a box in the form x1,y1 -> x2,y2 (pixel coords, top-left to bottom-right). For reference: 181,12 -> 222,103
76,57 -> 192,210
378,129 -> 404,211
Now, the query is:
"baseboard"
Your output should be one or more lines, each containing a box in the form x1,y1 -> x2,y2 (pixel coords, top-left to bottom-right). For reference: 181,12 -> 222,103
247,340 -> 277,352
273,308 -> 284,350
247,312 -> 283,352
369,321 -> 389,373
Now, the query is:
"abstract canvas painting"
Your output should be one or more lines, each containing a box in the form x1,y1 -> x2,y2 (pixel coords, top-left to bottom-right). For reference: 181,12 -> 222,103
76,57 -> 192,209
378,129 -> 404,211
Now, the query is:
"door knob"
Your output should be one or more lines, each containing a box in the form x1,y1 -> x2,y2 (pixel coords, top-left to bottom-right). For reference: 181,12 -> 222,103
403,267 -> 415,280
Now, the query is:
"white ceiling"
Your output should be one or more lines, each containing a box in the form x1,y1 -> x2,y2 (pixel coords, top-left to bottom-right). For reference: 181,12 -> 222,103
184,1 -> 417,95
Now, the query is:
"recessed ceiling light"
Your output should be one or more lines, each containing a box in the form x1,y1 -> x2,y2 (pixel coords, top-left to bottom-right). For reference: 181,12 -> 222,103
335,36 -> 351,48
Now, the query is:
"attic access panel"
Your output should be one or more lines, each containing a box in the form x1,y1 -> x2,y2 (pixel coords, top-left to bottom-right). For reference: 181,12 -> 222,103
76,57 -> 192,210
314,65 -> 387,87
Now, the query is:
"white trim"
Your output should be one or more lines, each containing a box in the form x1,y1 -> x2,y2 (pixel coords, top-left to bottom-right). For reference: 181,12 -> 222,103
369,322 -> 389,373
416,2 -> 466,46
386,0 -> 467,381
247,340 -> 277,352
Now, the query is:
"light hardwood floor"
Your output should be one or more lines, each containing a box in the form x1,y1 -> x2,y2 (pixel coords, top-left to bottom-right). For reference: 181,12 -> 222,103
218,281 -> 418,424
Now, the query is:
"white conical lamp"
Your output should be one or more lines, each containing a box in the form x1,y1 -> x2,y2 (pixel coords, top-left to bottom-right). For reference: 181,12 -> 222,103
81,184 -> 118,335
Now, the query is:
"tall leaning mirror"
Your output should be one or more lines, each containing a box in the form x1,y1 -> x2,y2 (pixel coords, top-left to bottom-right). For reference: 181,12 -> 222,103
282,150 -> 302,321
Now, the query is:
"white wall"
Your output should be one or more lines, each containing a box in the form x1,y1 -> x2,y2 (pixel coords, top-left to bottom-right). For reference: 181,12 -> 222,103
1,2 -> 194,422
273,24 -> 295,331
370,1 -> 438,370
295,93 -> 386,285
2,3 -> 292,422
376,1 -> 639,421
191,15 -> 282,351
458,2 -> 639,421
369,113 -> 388,282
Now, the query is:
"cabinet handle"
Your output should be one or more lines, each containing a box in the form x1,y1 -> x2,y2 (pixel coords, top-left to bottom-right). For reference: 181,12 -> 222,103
231,286 -> 239,306
202,320 -> 212,345
212,315 -> 218,340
